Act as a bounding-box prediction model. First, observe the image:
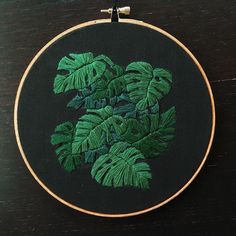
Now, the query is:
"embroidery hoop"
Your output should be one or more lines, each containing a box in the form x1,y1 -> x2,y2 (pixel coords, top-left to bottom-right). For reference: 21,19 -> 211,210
14,18 -> 216,218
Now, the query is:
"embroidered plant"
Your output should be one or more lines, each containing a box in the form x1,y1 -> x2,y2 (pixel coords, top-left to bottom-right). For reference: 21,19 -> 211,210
51,52 -> 176,189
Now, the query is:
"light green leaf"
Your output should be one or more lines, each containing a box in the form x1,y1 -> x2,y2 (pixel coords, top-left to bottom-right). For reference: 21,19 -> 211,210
54,52 -> 114,93
72,106 -> 125,153
91,142 -> 152,189
125,62 -> 172,110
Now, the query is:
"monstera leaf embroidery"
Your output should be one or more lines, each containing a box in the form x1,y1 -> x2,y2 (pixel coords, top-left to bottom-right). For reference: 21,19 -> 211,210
91,142 -> 152,189
125,62 -> 172,110
114,97 -> 160,119
54,52 -> 114,93
67,88 -> 106,110
72,106 -> 124,154
51,122 -> 82,172
121,107 -> 176,158
51,52 -> 176,190
84,145 -> 109,164
94,65 -> 126,99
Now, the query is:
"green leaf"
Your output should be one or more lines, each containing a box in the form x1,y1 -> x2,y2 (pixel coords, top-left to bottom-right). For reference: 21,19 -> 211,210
91,142 -> 152,189
114,101 -> 159,119
72,106 -> 125,153
67,92 -> 95,109
121,107 -> 176,158
114,102 -> 137,118
54,52 -> 114,94
51,122 -> 82,172
94,65 -> 126,99
84,145 -> 109,164
94,54 -> 114,67
125,62 -> 172,110
67,89 -> 107,110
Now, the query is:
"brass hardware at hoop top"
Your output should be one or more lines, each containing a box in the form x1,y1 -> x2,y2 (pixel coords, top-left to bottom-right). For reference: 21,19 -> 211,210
101,6 -> 130,22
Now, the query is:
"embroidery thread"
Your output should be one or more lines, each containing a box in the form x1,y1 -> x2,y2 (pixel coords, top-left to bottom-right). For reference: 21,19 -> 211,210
51,52 -> 176,189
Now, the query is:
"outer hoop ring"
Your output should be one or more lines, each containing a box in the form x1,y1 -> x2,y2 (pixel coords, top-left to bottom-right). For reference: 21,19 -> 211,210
14,18 -> 216,218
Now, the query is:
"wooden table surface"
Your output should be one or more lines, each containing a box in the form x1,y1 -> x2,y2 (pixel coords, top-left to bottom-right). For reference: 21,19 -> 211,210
0,0 -> 235,235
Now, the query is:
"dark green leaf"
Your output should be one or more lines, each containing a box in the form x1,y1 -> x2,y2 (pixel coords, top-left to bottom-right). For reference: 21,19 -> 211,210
84,145 -> 109,164
121,107 -> 176,158
94,65 -> 126,99
114,103 -> 136,118
67,89 -> 107,110
51,122 -> 82,172
114,102 -> 159,119
67,93 -> 95,109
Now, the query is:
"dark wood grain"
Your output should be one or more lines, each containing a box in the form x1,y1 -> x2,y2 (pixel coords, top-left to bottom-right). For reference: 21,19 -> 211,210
0,0 -> 235,235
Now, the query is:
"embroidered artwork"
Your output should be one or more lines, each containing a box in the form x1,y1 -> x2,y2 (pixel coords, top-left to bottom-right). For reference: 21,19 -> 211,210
51,52 -> 176,189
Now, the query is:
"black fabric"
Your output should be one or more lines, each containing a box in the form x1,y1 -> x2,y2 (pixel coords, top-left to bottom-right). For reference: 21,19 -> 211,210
17,22 -> 213,215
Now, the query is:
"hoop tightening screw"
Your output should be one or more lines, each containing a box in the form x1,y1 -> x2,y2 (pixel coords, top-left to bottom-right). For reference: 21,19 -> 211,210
101,6 -> 130,16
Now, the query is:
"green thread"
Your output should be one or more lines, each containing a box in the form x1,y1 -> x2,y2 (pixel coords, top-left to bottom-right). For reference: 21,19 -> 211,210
51,52 -> 176,190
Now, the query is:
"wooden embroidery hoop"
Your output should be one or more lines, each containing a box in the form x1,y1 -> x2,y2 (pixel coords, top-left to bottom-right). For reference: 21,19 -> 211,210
14,18 -> 216,218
